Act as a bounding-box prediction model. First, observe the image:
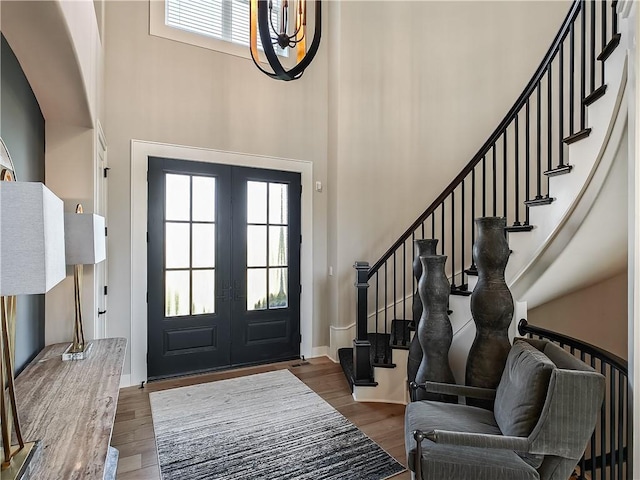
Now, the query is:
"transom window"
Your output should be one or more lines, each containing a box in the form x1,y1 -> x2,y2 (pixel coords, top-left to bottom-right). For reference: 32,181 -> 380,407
151,0 -> 285,57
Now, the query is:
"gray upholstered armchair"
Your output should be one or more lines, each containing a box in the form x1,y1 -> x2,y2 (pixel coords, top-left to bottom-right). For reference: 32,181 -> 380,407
405,338 -> 605,480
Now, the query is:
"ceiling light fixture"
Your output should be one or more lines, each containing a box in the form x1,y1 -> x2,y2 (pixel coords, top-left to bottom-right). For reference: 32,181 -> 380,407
249,0 -> 321,81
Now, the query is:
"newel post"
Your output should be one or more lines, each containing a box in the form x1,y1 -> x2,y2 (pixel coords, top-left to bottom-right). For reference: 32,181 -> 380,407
353,261 -> 373,384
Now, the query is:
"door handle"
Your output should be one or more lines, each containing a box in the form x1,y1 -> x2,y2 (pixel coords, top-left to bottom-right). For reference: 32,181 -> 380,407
232,280 -> 244,302
217,281 -> 231,302
98,309 -> 107,316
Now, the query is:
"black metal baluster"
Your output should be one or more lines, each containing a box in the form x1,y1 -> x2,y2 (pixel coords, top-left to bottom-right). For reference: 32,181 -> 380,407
391,252 -> 395,362
525,99 -> 531,225
601,360 -> 607,480
472,168 -> 476,266
402,242 -> 406,345
536,83 -> 543,200
570,19 -> 576,134
612,0 -> 619,35
559,42 -> 565,168
493,145 -> 497,216
514,115 -> 521,226
431,214 -> 435,240
610,365 -> 616,479
503,133 -> 508,219
441,203 -> 445,255
547,65 -> 553,190
375,272 -> 379,362
591,0 -> 596,93
581,0 -> 587,130
602,0 -> 607,83
461,179 -> 465,287
451,191 -> 456,289
482,156 -> 487,217
589,350 -> 596,479
618,371 -> 624,480
379,262 -> 386,363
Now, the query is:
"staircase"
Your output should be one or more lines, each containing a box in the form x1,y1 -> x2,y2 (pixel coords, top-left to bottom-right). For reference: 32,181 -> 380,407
338,0 -> 631,405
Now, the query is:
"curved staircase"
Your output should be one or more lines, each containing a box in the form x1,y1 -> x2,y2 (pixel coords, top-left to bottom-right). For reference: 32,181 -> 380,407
338,0 -> 632,406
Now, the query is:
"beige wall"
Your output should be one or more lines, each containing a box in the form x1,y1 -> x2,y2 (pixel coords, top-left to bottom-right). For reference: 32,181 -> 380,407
328,1 -> 570,330
104,1 -> 330,374
528,271 -> 628,360
105,0 -> 571,374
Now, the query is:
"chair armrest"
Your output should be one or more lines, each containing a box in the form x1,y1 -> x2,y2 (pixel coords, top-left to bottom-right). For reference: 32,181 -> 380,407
423,429 -> 530,451
409,381 -> 496,401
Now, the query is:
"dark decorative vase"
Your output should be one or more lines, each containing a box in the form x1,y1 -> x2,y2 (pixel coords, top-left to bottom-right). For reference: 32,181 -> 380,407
407,239 -> 438,386
466,217 -> 513,409
414,255 -> 456,402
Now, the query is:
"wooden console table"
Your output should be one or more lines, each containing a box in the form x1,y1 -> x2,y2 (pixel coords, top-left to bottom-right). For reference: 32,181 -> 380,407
14,338 -> 127,480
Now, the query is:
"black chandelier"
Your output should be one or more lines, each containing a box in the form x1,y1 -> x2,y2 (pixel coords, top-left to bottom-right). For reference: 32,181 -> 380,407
249,0 -> 321,81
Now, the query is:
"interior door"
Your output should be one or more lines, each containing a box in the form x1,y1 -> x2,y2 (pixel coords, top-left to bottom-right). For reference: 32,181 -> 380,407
147,157 -> 301,379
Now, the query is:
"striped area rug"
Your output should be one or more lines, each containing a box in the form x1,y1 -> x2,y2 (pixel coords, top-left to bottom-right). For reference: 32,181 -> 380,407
150,369 -> 405,480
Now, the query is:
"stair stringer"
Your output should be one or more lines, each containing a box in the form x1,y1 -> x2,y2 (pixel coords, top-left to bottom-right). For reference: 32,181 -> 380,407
506,39 -> 629,300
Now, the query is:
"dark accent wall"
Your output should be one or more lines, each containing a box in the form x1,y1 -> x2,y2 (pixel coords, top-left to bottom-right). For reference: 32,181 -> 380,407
1,34 -> 46,373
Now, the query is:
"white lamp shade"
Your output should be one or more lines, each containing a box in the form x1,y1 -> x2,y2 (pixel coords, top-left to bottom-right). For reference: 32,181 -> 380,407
0,182 -> 66,295
64,213 -> 106,265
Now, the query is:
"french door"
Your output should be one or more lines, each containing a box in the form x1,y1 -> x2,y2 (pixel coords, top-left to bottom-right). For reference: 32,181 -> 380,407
147,157 -> 301,379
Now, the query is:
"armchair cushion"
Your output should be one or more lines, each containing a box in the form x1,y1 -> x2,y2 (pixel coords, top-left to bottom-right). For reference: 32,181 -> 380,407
405,401 -> 539,480
494,340 -> 555,437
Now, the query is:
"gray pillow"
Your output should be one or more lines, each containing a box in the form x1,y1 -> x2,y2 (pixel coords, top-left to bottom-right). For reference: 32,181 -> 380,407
494,340 -> 555,437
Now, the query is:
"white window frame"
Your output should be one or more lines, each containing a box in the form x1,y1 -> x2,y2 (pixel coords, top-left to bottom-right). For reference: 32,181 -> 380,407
149,0 -> 287,61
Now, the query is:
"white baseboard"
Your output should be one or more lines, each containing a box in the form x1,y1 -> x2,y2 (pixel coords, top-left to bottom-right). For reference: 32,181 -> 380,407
308,346 -> 330,359
119,374 -> 132,389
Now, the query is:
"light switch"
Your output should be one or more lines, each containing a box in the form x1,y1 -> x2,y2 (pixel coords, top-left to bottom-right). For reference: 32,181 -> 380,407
315,181 -> 323,192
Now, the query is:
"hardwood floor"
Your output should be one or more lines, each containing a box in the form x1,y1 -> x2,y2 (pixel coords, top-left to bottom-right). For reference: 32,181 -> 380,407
112,357 -> 411,479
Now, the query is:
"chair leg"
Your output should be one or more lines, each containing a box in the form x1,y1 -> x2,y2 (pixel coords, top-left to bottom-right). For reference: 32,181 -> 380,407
413,430 -> 425,480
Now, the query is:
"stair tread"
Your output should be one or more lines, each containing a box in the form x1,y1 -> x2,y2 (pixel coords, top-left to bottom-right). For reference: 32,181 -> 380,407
583,84 -> 607,107
525,196 -> 554,207
597,33 -> 621,62
564,128 -> 591,145
544,165 -> 573,177
505,224 -> 535,232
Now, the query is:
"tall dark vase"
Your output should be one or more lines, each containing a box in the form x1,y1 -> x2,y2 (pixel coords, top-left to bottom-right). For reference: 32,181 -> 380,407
407,239 -> 438,386
466,217 -> 513,409
414,255 -> 456,402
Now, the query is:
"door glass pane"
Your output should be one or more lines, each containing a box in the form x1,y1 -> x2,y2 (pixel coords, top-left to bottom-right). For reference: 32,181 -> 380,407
166,174 -> 190,221
247,225 -> 267,267
192,176 -> 216,222
269,183 -> 288,224
269,268 -> 288,309
166,223 -> 190,268
269,226 -> 288,266
247,181 -> 267,224
192,224 -> 215,268
192,269 -> 215,314
247,268 -> 267,310
165,270 -> 190,316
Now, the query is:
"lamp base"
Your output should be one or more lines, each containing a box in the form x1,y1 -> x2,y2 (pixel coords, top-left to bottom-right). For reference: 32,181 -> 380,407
0,441 -> 40,480
62,342 -> 93,361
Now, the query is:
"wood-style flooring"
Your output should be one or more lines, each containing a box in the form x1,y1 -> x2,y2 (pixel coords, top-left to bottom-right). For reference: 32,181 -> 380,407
112,357 -> 411,479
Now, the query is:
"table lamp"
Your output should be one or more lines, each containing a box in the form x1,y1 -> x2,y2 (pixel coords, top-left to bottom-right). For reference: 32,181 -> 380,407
62,204 -> 106,361
0,181 -> 66,479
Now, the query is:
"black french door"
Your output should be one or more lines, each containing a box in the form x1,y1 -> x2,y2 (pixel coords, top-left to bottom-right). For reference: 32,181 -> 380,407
147,157 -> 301,379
